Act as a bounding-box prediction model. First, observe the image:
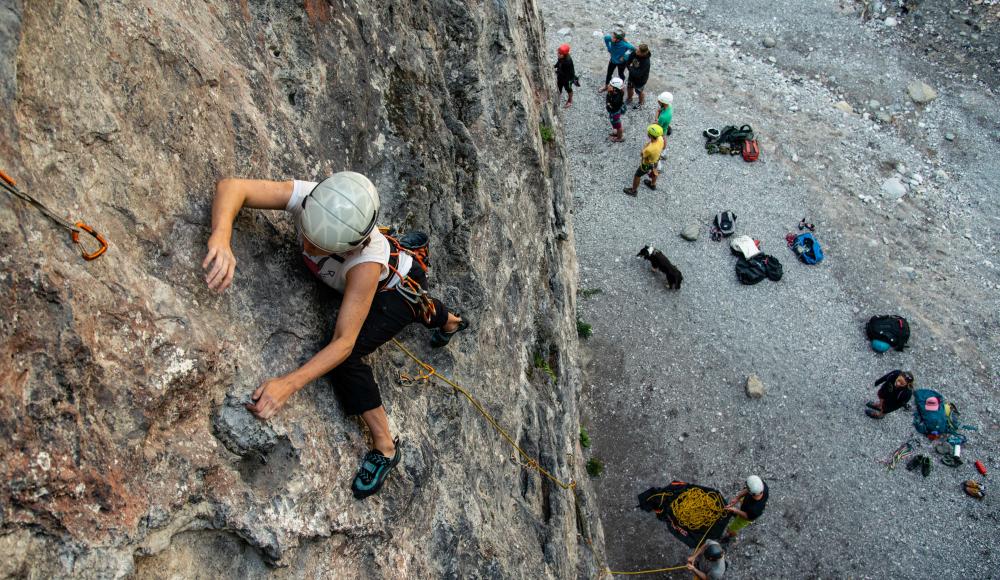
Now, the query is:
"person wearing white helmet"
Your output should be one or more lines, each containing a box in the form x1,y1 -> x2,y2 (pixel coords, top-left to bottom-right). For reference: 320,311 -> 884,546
723,475 -> 768,541
202,174 -> 466,499
656,91 -> 674,135
606,77 -> 627,142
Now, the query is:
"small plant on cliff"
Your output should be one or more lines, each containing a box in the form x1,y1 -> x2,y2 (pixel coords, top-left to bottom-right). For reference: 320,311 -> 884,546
578,288 -> 603,299
533,351 -> 557,381
539,124 -> 555,143
579,427 -> 592,449
576,316 -> 592,339
586,458 -> 604,477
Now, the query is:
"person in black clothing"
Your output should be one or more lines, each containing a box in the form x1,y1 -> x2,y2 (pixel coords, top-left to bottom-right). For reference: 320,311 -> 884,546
625,44 -> 651,109
606,77 -> 626,142
554,43 -> 576,108
723,475 -> 768,541
866,370 -> 915,419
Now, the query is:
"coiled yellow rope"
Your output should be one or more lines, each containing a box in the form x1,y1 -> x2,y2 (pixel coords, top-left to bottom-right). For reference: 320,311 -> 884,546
671,487 -> 726,531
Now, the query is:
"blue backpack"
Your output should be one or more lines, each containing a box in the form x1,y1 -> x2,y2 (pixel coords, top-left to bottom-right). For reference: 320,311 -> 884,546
792,233 -> 823,264
913,389 -> 949,436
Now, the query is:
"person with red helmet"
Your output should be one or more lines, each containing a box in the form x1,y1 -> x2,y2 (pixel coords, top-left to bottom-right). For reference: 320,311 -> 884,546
554,43 -> 577,108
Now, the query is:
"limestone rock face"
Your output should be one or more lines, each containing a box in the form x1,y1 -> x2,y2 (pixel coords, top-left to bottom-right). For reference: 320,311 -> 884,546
0,1 -> 604,577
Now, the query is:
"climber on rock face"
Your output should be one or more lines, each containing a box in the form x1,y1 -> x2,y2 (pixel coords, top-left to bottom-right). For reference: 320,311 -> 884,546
202,173 -> 467,499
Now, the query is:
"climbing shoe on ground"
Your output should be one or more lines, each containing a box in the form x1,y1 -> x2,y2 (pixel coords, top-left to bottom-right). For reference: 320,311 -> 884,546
430,316 -> 470,348
940,455 -> 963,468
623,187 -> 638,196
865,409 -> 882,419
642,178 -> 656,191
352,438 -> 401,499
920,455 -> 932,477
905,456 -> 921,472
865,401 -> 880,410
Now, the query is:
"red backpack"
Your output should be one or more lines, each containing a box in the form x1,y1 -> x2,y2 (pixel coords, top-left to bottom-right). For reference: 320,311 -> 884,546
742,139 -> 760,162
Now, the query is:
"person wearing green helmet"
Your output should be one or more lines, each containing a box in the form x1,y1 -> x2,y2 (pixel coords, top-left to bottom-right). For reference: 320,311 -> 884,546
202,174 -> 466,499
623,124 -> 665,196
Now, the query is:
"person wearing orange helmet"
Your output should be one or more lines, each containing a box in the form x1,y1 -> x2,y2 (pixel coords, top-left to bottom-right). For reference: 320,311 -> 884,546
554,43 -> 577,108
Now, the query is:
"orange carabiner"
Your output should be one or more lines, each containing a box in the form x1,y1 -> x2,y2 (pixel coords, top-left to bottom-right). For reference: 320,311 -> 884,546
72,221 -> 108,260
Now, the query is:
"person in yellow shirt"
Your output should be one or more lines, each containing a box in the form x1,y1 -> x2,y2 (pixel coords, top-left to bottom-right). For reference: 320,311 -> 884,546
623,124 -> 665,196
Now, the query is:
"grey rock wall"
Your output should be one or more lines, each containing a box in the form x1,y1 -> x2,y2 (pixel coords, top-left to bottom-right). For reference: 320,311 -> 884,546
0,1 -> 604,577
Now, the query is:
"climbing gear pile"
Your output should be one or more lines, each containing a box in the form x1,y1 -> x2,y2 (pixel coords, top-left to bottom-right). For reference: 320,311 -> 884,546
881,439 -> 917,470
704,125 -> 755,155
0,169 -> 108,260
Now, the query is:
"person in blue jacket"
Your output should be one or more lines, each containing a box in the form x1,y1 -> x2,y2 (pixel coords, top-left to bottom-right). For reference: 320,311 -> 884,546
599,29 -> 635,92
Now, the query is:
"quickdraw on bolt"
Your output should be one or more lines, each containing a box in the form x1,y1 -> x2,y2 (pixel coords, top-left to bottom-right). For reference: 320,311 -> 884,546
0,169 -> 108,260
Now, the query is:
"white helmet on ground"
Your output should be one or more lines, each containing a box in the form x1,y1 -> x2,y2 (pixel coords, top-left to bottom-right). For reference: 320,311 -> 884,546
746,475 -> 764,495
299,172 -> 380,253
657,91 -> 673,106
609,77 -> 625,90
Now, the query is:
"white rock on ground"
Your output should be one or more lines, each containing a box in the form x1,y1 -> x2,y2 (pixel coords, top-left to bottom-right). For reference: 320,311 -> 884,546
882,177 -> 908,199
745,374 -> 766,399
907,79 -> 938,104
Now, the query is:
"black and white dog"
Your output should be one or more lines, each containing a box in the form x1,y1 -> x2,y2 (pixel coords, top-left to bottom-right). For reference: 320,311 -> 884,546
636,245 -> 683,289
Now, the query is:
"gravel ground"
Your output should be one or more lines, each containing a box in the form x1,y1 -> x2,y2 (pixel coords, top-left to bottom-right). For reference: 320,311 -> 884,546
541,1 -> 1000,578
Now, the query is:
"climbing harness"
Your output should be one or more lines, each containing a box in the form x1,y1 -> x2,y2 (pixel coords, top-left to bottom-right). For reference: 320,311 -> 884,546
0,169 -> 108,260
380,229 -> 437,326
391,338 -> 576,491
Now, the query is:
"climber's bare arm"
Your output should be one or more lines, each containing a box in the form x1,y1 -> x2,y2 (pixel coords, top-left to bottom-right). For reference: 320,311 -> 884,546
203,179 -> 294,292
247,262 -> 380,420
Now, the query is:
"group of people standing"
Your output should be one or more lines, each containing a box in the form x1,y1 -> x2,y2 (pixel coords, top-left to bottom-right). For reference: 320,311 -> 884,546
553,29 -> 674,197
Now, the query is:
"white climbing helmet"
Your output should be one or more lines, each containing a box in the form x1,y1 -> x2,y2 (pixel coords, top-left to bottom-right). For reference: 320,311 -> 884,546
609,77 -> 625,90
299,172 -> 380,254
657,91 -> 673,106
746,475 -> 764,495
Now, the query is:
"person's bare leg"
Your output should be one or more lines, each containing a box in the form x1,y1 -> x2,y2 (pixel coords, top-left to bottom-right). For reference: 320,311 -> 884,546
649,171 -> 658,188
361,406 -> 396,457
638,91 -> 645,107
626,86 -> 635,103
631,174 -> 641,191
565,91 -> 573,107
443,312 -> 462,333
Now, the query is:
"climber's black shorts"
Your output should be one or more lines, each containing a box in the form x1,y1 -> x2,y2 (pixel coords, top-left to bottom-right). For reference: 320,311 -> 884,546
326,268 -> 449,416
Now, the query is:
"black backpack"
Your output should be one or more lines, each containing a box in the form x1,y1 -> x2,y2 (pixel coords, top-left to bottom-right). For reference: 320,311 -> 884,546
714,211 -> 737,237
735,254 -> 783,285
866,316 -> 910,350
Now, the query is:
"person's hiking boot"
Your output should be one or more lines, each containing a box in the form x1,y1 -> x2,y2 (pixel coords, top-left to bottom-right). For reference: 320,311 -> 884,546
631,102 -> 643,110
352,438 -> 401,499
865,401 -> 880,410
430,316 -> 469,348
920,455 -> 932,477
865,409 -> 883,419
642,178 -> 657,191
622,187 -> 638,196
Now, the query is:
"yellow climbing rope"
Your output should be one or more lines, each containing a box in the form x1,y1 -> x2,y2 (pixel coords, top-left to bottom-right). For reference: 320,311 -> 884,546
390,338 -> 576,491
670,487 -> 726,531
603,506 -> 724,576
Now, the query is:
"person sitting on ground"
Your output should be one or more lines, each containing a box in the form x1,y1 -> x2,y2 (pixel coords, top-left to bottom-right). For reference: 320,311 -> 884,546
687,540 -> 727,580
202,174 -> 467,499
606,77 -> 627,142
656,91 -> 673,136
866,370 -> 915,419
554,43 -> 576,108
723,475 -> 768,541
625,44 -> 651,109
600,29 -> 635,92
623,124 -> 664,196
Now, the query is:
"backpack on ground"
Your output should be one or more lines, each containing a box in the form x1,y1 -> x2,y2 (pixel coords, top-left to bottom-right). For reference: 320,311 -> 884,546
866,315 -> 910,350
705,125 -> 754,155
714,211 -> 737,237
742,139 -> 760,162
735,253 -> 782,284
913,389 -> 949,437
792,232 -> 824,264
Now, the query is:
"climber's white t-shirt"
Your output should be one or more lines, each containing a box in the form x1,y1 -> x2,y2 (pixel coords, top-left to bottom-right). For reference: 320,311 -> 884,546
287,180 -> 411,293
